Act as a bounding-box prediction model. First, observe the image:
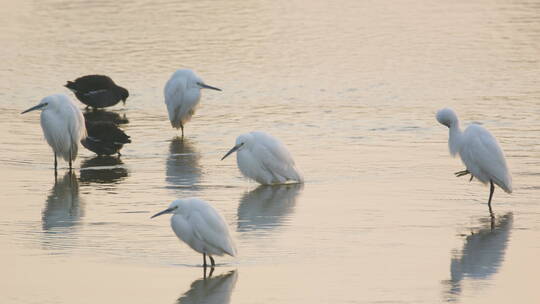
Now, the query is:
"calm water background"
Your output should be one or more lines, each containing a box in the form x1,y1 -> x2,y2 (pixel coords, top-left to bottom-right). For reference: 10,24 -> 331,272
1,0 -> 539,303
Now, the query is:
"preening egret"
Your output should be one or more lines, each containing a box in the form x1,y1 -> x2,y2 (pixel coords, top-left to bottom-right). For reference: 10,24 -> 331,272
65,75 -> 129,109
151,198 -> 236,268
21,94 -> 86,172
81,120 -> 131,157
221,131 -> 304,185
436,108 -> 512,209
164,69 -> 221,137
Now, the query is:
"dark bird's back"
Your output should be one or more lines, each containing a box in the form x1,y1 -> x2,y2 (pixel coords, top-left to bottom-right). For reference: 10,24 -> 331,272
66,75 -> 129,109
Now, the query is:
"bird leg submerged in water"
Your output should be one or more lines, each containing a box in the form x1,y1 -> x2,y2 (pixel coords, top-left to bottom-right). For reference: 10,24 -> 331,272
203,252 -> 216,268
69,148 -> 73,171
454,169 -> 474,182
488,180 -> 495,209
203,263 -> 215,279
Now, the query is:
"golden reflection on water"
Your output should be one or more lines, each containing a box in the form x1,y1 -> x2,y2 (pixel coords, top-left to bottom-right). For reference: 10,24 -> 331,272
443,213 -> 513,302
237,184 -> 303,233
166,138 -> 202,191
42,172 -> 83,233
176,270 -> 238,304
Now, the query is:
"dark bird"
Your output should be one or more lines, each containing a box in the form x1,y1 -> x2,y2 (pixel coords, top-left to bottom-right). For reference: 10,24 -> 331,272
81,120 -> 131,157
83,109 -> 129,125
65,75 -> 129,109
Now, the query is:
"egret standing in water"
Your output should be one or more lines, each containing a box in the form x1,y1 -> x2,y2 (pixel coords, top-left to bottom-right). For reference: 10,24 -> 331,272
221,131 -> 304,185
164,69 -> 221,137
436,108 -> 512,210
151,198 -> 236,268
21,94 -> 86,172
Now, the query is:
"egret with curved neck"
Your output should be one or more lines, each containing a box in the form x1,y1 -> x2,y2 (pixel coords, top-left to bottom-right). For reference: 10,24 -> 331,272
436,108 -> 512,211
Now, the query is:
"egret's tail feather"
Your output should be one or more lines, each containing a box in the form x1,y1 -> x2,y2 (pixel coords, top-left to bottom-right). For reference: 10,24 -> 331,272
493,176 -> 512,194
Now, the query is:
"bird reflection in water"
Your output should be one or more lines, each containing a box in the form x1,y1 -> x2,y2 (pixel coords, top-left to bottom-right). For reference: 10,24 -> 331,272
80,156 -> 128,184
177,270 -> 238,304
237,184 -> 303,233
83,109 -> 129,125
166,137 -> 201,190
443,212 -> 513,302
42,172 -> 83,235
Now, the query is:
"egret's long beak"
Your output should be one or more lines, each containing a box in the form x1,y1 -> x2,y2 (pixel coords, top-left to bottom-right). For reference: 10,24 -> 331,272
221,144 -> 241,161
21,103 -> 46,114
200,83 -> 222,91
151,207 -> 175,219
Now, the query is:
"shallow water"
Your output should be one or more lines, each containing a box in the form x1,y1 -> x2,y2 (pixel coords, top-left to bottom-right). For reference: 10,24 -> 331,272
1,0 -> 540,303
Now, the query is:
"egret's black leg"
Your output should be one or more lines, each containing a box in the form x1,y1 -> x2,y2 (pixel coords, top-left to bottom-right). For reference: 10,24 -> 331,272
469,175 -> 474,182
54,153 -> 58,171
68,148 -> 73,171
488,180 -> 495,210
489,208 -> 495,231
208,266 -> 214,278
209,255 -> 215,267
180,124 -> 184,138
203,253 -> 207,268
454,169 -> 470,177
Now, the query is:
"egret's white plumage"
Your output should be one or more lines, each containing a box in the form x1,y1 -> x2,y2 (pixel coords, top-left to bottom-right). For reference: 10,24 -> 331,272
22,94 -> 86,170
436,108 -> 512,207
164,69 -> 221,136
151,198 -> 236,267
221,131 -> 304,185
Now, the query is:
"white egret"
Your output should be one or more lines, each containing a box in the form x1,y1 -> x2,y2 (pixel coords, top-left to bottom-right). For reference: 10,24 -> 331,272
164,69 -> 221,137
436,108 -> 512,209
21,94 -> 86,172
151,198 -> 237,268
221,131 -> 304,185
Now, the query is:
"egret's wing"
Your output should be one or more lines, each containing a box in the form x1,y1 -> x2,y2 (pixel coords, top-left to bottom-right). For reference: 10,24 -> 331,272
189,207 -> 236,256
164,76 -> 188,127
164,75 -> 185,104
252,133 -> 303,182
40,109 -> 71,159
66,98 -> 86,160
461,125 -> 511,192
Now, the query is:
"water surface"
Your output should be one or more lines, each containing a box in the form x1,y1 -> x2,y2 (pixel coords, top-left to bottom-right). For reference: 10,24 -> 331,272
1,0 -> 539,303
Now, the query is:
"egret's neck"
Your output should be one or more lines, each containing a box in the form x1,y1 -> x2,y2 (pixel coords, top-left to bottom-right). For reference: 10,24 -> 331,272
448,122 -> 462,156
